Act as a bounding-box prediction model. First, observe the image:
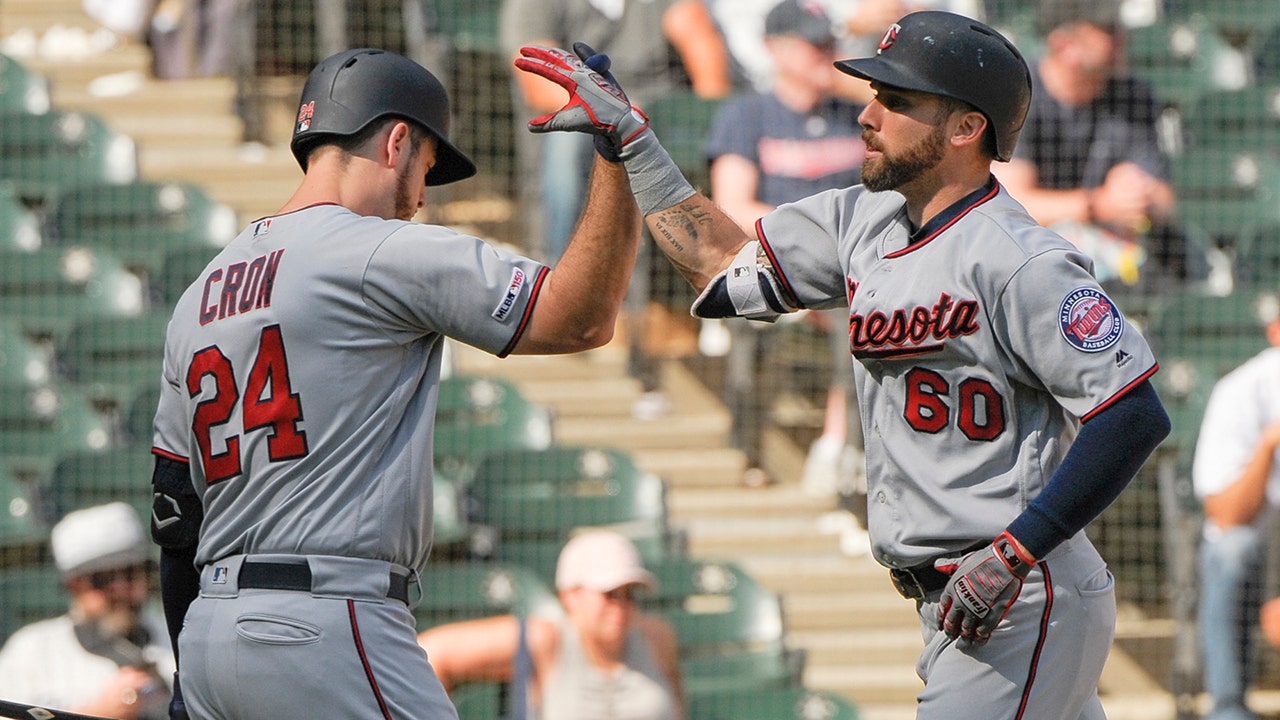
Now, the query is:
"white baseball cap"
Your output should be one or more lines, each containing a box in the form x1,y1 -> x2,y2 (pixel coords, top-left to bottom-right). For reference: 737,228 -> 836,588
554,529 -> 657,593
51,502 -> 152,578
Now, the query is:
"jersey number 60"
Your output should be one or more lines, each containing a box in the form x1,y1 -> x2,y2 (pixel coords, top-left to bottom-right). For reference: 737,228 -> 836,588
187,324 -> 310,484
904,367 -> 1005,441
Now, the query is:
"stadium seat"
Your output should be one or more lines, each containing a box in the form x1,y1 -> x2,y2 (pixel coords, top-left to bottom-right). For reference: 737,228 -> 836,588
430,0 -> 503,53
151,244 -> 220,310
121,382 -> 160,446
642,91 -> 726,193
1169,148 -> 1280,246
0,317 -> 52,388
433,375 -> 554,482
0,110 -> 137,205
38,444 -> 155,524
1146,288 -> 1275,374
1163,1 -> 1280,41
1125,15 -> 1248,109
0,564 -> 66,646
54,311 -> 169,409
0,54 -> 50,116
687,687 -> 861,720
0,383 -> 115,483
414,561 -> 561,631
465,445 -> 674,576
0,465 -> 47,565
1233,222 -> 1280,287
1180,85 -> 1280,155
0,246 -> 146,343
46,181 -> 238,277
0,183 -> 41,252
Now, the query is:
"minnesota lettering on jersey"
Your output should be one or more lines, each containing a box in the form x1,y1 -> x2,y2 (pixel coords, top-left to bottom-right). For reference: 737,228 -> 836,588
198,249 -> 285,325
849,291 -> 980,359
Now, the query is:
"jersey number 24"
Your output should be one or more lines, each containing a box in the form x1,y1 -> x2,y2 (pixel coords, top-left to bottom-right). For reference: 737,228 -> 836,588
187,324 -> 310,484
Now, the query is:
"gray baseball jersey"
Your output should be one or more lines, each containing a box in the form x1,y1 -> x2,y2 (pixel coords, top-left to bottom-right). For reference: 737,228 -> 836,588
755,180 -> 1157,568
153,204 -> 547,572
151,205 -> 546,719
743,178 -> 1155,718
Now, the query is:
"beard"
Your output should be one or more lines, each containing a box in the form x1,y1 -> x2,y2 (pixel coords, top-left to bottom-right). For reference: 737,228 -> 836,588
394,160 -> 420,221
861,123 -> 949,192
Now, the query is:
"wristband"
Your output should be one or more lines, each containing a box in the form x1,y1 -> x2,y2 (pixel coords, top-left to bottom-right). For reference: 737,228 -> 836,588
621,129 -> 697,217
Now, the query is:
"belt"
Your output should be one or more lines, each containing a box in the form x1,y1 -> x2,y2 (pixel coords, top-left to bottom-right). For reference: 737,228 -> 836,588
238,561 -> 411,604
888,541 -> 989,600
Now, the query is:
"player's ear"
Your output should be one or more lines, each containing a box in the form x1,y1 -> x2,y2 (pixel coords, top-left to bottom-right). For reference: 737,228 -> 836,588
383,120 -> 414,168
950,110 -> 989,154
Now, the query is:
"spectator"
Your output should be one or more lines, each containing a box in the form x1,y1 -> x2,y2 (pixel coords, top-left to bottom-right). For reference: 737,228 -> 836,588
991,0 -> 1188,291
1192,308 -> 1280,720
500,0 -> 733,263
703,0 -> 867,492
419,529 -> 685,720
81,0 -> 243,79
0,503 -> 173,719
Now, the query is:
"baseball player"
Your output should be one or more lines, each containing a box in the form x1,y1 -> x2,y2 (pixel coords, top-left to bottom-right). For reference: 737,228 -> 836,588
148,48 -> 642,719
515,12 -> 1171,719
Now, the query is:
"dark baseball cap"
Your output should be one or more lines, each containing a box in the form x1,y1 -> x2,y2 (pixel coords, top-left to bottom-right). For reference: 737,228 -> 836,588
765,0 -> 836,46
834,11 -> 1031,161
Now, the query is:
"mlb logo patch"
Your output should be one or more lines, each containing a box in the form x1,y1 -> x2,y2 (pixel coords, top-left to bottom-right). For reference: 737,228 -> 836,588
1059,287 -> 1123,352
252,218 -> 272,237
211,565 -> 230,584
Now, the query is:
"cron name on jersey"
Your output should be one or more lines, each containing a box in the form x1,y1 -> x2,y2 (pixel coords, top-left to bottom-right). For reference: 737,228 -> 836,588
198,249 -> 285,325
848,291 -> 981,359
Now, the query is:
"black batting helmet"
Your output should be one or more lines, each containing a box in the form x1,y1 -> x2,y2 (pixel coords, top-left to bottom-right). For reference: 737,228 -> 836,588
835,11 -> 1031,162
290,48 -> 476,186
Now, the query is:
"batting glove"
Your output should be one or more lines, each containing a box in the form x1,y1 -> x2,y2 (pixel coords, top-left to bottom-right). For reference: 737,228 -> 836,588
515,43 -> 650,159
934,531 -> 1036,645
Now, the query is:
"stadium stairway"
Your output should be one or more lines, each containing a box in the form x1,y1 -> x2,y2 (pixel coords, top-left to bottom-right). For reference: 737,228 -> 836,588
0,1 -> 1196,717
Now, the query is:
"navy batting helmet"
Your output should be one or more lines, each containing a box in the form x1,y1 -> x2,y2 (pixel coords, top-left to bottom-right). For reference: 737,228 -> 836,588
290,48 -> 477,186
835,11 -> 1031,162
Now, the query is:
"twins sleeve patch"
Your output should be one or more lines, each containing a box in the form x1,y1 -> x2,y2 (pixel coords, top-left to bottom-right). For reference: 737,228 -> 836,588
1059,287 -> 1124,352
491,267 -> 526,321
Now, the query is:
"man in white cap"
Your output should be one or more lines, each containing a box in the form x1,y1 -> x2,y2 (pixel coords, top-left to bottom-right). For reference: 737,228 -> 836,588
419,529 -> 685,720
0,502 -> 173,719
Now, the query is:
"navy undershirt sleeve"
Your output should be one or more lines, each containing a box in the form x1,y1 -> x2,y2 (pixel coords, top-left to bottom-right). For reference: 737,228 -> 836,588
1005,379 -> 1171,560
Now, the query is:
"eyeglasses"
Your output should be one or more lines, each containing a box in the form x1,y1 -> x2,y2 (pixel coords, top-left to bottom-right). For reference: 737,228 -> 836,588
87,563 -> 154,591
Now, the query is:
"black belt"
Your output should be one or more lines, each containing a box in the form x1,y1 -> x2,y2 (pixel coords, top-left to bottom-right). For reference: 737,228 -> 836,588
889,541 -> 989,600
238,561 -> 411,604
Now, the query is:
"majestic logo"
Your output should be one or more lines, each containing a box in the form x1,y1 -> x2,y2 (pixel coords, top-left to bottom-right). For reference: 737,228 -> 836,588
492,267 -> 526,321
878,24 -> 900,53
296,101 -> 315,134
1059,287 -> 1124,353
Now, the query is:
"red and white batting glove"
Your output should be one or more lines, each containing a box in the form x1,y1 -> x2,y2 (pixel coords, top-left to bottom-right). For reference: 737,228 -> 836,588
934,531 -> 1036,645
514,44 -> 650,155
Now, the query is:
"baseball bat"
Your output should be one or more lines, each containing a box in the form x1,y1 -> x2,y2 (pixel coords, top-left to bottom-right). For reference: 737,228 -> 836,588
0,698 -> 113,720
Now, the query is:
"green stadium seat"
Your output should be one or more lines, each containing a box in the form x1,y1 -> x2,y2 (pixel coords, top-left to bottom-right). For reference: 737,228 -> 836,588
687,687 -> 861,720
46,181 -> 238,277
0,54 -> 50,115
643,92 -> 726,193
0,564 -> 66,645
0,183 -> 41,252
54,311 -> 169,409
122,383 -> 160,446
0,317 -> 52,388
1180,85 -> 1280,154
0,465 -> 47,563
0,383 -> 115,483
1169,148 -> 1280,245
431,0 -> 503,53
0,110 -> 137,205
450,681 -> 504,720
1146,288 -> 1275,374
38,444 -> 155,525
466,445 -> 674,576
433,375 -> 554,482
152,244 -> 220,310
0,246 -> 146,343
1125,15 -> 1247,109
1164,1 -> 1280,40
1234,222 -> 1280,287
414,561 -> 561,631
1149,354 -> 1216,488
